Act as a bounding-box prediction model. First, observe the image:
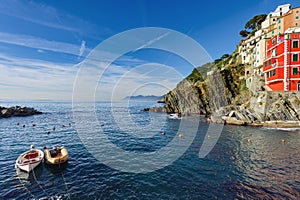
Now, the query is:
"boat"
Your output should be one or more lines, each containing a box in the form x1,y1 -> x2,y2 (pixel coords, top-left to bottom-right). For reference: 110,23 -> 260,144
15,145 -> 44,173
168,113 -> 182,119
44,146 -> 69,165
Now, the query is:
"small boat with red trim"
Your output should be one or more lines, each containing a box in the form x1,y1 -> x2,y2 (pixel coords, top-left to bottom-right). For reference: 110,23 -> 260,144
15,145 -> 44,173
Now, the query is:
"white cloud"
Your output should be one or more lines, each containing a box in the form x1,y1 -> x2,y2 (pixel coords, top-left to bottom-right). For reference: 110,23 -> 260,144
0,0 -> 109,36
0,32 -> 91,56
0,42 -> 184,101
79,40 -> 86,57
0,53 -> 78,100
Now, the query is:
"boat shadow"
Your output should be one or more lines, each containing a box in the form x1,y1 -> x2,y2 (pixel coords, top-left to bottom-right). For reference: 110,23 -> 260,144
44,162 -> 68,175
16,163 -> 43,183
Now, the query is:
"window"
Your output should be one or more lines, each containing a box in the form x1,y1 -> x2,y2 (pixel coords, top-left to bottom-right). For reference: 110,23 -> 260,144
296,23 -> 299,27
272,30 -> 275,34
297,10 -> 299,13
293,40 -> 299,48
268,60 -> 271,66
278,19 -> 281,23
296,16 -> 299,20
293,67 -> 299,75
272,38 -> 276,44
278,26 -> 281,30
293,54 -> 299,62
272,69 -> 276,76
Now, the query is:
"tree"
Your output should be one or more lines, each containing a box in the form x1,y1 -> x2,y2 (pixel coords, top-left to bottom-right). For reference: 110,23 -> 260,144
240,30 -> 250,38
244,14 -> 267,31
221,54 -> 230,60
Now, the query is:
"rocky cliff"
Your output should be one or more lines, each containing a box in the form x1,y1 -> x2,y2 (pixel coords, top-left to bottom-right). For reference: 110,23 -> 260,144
152,52 -> 246,114
150,51 -> 300,128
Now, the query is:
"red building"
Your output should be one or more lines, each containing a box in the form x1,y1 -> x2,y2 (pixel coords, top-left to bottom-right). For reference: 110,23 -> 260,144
263,28 -> 300,91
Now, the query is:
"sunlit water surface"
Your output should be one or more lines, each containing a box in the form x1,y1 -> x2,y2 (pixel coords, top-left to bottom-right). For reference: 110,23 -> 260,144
0,101 -> 299,199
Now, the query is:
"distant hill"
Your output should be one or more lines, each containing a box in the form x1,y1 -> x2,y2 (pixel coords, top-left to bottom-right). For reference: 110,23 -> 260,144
123,95 -> 164,101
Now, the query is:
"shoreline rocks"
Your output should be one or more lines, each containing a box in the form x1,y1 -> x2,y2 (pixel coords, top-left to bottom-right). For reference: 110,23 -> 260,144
147,91 -> 300,128
0,106 -> 42,118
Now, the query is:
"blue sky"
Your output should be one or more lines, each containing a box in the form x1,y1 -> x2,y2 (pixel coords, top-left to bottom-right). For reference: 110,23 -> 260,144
0,0 -> 299,100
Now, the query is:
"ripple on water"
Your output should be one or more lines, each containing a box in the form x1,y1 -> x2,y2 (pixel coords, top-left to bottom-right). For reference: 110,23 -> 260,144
0,102 -> 300,199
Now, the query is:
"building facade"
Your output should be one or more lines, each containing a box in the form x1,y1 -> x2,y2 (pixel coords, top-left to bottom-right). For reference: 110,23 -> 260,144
240,4 -> 292,90
262,28 -> 300,91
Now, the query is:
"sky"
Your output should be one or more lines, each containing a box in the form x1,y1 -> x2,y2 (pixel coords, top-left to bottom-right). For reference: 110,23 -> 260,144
0,0 -> 299,100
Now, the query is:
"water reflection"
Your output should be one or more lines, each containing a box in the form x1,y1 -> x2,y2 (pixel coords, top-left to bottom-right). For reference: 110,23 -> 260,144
224,126 -> 300,198
16,164 -> 43,183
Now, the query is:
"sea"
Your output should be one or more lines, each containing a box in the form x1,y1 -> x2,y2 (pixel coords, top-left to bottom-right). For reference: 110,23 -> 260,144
0,101 -> 299,199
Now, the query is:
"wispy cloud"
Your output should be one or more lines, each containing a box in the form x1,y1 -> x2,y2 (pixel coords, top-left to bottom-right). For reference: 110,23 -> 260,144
79,40 -> 86,57
0,51 -> 182,100
0,53 -> 78,100
0,0 -> 111,37
0,32 -> 90,56
134,32 -> 170,52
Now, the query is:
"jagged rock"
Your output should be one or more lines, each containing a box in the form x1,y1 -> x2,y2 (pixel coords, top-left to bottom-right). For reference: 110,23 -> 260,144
0,106 -> 42,118
149,106 -> 166,113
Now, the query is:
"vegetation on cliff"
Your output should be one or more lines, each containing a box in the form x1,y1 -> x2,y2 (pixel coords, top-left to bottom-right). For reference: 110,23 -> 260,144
158,46 -> 250,115
239,14 -> 267,38
151,12 -> 300,127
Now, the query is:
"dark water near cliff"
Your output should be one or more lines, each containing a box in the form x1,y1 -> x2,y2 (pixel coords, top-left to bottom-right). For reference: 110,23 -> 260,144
0,101 -> 300,199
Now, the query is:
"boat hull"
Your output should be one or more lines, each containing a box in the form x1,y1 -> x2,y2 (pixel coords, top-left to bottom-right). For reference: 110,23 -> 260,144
15,149 -> 44,173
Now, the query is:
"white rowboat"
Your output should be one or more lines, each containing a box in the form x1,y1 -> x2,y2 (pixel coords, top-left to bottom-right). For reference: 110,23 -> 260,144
15,146 -> 44,173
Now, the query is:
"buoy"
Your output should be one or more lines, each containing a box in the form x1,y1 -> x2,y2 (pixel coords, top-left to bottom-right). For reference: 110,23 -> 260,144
47,131 -> 50,134
22,125 -> 25,128
52,126 -> 56,131
16,122 -> 20,125
247,139 -> 251,143
178,133 -> 183,138
32,124 -> 36,127
161,131 -> 165,136
62,125 -> 65,128
43,146 -> 47,149
69,123 -> 71,126
281,139 -> 285,143
101,124 -> 105,127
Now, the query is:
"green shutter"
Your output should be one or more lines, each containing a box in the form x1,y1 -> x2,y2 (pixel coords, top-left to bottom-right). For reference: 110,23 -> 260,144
293,68 -> 299,75
293,40 -> 299,48
293,54 -> 299,62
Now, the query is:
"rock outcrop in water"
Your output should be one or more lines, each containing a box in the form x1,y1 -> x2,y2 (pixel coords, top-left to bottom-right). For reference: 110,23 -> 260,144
0,106 -> 42,118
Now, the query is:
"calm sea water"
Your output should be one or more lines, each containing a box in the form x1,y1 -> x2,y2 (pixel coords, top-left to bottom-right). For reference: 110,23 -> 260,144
0,101 -> 300,199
